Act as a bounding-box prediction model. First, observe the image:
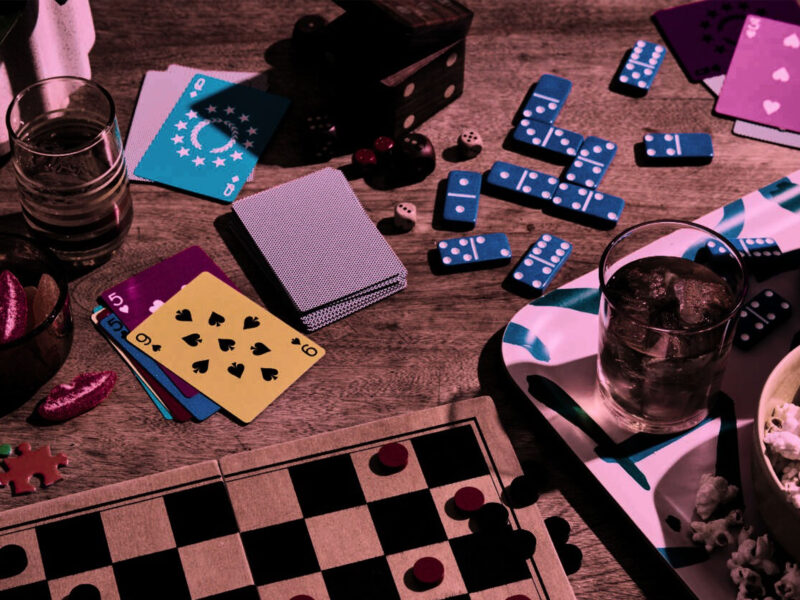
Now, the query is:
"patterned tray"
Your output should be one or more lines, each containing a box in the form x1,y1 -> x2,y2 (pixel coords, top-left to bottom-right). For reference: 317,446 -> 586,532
502,171 -> 800,599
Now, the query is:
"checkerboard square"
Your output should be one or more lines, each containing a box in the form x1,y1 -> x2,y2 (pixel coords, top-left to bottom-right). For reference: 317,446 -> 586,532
369,490 -> 447,554
429,475 -> 499,538
256,572 -> 329,600
164,482 -> 239,546
411,426 -> 490,488
179,534 -> 253,599
322,556 -> 400,600
200,587 -> 259,600
385,541 -> 467,600
226,470 -> 303,532
0,530 -> 45,592
241,520 -> 320,586
36,513 -> 112,580
289,454 -> 366,517
0,581 -> 50,600
101,498 -> 176,562
48,566 -> 119,600
449,532 -> 532,592
113,548 -> 191,600
306,506 -> 383,570
351,441 -> 428,503
470,579 -> 540,599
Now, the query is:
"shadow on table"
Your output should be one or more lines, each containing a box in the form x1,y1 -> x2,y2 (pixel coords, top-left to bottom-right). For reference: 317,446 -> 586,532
472,327 -> 695,599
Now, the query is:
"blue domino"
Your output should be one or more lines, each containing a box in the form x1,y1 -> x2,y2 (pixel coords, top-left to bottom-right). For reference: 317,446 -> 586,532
550,181 -> 624,226
437,233 -> 511,268
513,119 -> 583,159
443,170 -> 482,225
563,136 -> 617,189
521,74 -> 572,124
704,236 -> 782,259
486,161 -> 559,202
643,133 -> 713,160
617,40 -> 665,93
510,234 -> 572,293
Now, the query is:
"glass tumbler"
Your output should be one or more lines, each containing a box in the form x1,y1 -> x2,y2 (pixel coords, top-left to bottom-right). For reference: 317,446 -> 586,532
6,76 -> 132,267
597,220 -> 747,433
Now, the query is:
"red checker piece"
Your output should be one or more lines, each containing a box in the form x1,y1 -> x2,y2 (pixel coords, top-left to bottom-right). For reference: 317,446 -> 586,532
377,442 -> 408,470
353,148 -> 377,169
373,136 -> 395,155
454,485 -> 485,513
413,556 -> 444,586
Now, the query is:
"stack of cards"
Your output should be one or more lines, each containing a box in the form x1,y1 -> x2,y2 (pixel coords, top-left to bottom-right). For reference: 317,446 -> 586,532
125,65 -> 289,202
232,168 -> 408,330
93,246 -> 324,423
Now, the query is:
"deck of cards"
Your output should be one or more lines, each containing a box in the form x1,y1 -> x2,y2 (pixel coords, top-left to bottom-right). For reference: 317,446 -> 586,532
232,168 -> 408,331
125,65 -> 289,202
93,247 -> 324,423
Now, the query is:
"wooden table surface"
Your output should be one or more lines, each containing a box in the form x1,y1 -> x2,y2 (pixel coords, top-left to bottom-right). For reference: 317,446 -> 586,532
1,1 -> 799,598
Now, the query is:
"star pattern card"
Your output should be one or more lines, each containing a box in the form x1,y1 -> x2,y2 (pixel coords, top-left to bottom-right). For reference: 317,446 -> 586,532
128,272 -> 325,423
715,15 -> 800,133
134,74 -> 289,202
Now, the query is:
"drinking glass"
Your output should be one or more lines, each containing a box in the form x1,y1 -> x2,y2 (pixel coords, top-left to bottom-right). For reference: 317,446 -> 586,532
597,220 -> 747,433
6,76 -> 132,267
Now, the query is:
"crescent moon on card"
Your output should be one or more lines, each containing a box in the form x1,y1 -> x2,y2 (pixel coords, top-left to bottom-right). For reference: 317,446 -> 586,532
190,118 -> 239,154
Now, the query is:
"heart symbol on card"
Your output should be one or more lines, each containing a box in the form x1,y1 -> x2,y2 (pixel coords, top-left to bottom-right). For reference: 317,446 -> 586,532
192,359 -> 209,374
182,333 -> 202,346
773,67 -> 790,82
763,99 -> 781,115
208,311 -> 225,327
291,338 -> 301,345
148,300 -> 163,314
228,362 -> 244,378
243,316 -> 260,329
251,342 -> 271,355
261,367 -> 279,381
218,338 -> 236,352
119,305 -> 130,314
785,33 -> 800,48
176,309 -> 193,322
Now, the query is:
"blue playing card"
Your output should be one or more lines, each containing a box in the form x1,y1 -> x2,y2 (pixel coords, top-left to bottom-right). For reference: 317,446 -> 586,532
135,74 -> 290,202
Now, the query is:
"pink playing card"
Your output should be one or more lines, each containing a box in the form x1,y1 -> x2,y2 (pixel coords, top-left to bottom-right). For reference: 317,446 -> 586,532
716,15 -> 800,133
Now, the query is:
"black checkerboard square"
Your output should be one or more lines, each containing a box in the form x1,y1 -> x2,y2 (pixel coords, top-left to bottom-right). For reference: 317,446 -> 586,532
241,520 -> 320,586
369,489 -> 447,554
199,586 -> 260,599
36,513 -> 111,580
113,548 -> 190,600
322,556 -> 401,600
449,532 -> 531,592
0,581 -> 50,600
289,454 -> 366,517
411,425 -> 490,488
163,482 -> 239,546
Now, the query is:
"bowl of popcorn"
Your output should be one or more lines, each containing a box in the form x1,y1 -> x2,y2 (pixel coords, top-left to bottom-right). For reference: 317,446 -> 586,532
754,344 -> 800,562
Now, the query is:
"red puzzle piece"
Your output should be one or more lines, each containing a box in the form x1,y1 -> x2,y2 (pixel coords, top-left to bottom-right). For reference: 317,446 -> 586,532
0,443 -> 68,494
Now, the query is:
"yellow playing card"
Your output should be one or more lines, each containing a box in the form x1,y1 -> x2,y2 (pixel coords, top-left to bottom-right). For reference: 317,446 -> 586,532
127,272 -> 325,423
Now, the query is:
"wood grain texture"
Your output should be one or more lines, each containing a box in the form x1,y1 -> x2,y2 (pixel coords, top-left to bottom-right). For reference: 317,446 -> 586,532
1,1 -> 797,598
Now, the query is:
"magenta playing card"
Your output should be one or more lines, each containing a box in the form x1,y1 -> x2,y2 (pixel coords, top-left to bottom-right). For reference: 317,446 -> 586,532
716,15 -> 800,133
100,246 -> 235,396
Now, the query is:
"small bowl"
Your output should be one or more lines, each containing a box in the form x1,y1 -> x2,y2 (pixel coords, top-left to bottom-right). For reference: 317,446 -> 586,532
0,233 -> 73,406
753,344 -> 800,560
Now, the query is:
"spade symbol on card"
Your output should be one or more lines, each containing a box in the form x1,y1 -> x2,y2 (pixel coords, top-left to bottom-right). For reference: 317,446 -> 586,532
192,360 -> 209,374
291,338 -> 301,345
228,362 -> 244,378
208,311 -> 225,327
251,342 -> 270,355
182,333 -> 202,346
218,338 -> 236,352
152,345 -> 162,352
261,367 -> 278,381
243,316 -> 260,329
176,309 -> 193,322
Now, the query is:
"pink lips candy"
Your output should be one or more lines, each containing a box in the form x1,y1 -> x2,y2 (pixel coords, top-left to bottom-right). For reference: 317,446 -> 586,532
0,270 -> 28,344
38,371 -> 117,422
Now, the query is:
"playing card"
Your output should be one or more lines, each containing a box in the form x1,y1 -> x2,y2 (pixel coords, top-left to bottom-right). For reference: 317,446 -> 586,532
126,67 -> 268,182
134,74 -> 289,202
652,0 -> 800,82
733,118 -> 800,149
97,310 -> 219,421
128,272 -> 325,423
716,15 -> 800,133
100,245 -> 235,397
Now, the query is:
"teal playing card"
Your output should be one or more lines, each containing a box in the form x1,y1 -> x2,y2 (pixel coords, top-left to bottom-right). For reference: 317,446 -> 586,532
135,74 -> 289,202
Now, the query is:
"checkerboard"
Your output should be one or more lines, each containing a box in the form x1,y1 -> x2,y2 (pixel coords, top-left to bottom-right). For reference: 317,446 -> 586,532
0,398 -> 574,599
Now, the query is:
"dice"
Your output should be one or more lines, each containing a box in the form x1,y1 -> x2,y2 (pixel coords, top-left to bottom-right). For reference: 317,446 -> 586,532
457,128 -> 483,159
394,202 -> 417,232
303,114 -> 338,162
394,132 -> 436,184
